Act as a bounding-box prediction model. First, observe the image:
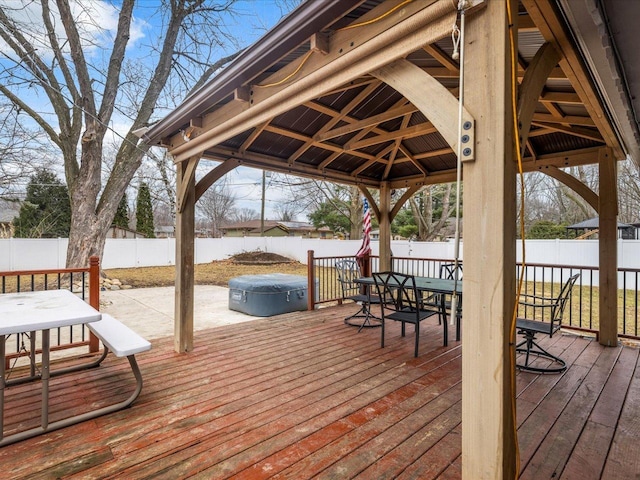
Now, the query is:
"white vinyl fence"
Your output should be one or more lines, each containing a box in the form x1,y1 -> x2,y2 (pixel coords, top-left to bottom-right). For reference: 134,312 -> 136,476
1,236 -> 640,273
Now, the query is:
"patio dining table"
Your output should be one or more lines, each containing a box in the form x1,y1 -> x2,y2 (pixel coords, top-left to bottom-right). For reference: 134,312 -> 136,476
356,275 -> 462,346
0,289 -> 102,446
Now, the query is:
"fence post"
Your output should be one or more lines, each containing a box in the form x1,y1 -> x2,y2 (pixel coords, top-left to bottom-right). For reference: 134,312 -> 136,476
89,256 -> 100,352
307,250 -> 315,310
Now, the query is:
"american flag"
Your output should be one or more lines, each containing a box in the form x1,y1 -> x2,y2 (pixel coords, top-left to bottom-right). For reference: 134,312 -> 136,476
356,197 -> 371,258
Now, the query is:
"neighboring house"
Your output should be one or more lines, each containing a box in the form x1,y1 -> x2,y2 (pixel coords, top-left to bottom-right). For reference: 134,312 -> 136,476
220,220 -> 333,238
107,225 -> 146,239
0,199 -> 21,238
155,226 -> 175,238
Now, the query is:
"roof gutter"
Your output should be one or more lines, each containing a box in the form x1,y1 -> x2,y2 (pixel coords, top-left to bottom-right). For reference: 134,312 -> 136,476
143,0 -> 364,146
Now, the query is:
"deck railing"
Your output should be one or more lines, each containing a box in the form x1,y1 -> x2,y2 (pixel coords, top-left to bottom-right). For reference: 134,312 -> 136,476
0,256 -> 101,367
307,251 -> 640,340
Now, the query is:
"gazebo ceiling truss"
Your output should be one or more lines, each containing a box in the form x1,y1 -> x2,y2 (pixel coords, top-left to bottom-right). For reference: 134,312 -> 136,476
145,0 -> 626,207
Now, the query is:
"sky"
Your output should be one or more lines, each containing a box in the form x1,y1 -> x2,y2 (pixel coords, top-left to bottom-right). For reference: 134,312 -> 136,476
0,0 -> 300,220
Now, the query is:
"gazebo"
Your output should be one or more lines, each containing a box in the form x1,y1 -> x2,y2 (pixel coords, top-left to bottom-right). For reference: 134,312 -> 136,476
142,1 -> 640,477
566,217 -> 637,239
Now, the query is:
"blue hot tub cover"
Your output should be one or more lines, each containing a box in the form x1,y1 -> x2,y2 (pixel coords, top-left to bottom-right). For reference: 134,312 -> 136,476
228,273 -> 314,316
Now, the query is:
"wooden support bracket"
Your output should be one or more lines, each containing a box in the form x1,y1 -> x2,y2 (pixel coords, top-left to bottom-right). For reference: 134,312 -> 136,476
176,157 -> 199,214
372,59 -> 476,163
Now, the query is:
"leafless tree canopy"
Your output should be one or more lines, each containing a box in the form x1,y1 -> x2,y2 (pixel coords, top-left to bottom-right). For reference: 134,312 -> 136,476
196,179 -> 236,237
0,0 -> 244,266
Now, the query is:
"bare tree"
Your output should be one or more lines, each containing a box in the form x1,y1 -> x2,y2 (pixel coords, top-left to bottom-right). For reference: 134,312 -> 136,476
273,202 -> 298,222
231,207 -> 259,223
0,104 -> 50,197
0,0 -> 243,267
197,179 -> 236,237
273,175 -> 364,238
407,184 -> 454,241
618,158 -> 640,223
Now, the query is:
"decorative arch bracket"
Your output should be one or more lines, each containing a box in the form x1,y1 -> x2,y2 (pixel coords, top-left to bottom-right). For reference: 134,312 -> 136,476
372,59 -> 475,162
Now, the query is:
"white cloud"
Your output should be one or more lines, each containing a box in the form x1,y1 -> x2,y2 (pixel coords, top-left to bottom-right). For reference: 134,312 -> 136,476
0,0 -> 147,60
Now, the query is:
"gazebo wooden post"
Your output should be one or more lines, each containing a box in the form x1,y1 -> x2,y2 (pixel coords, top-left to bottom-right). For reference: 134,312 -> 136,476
174,156 -> 199,353
599,147 -> 619,346
378,182 -> 392,271
462,1 -> 518,478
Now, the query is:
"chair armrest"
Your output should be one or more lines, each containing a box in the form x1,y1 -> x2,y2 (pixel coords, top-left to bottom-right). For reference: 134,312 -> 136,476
518,293 -> 558,308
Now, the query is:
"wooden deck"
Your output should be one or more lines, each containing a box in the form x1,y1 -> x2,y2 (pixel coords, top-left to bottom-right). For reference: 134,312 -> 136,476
1,305 -> 639,479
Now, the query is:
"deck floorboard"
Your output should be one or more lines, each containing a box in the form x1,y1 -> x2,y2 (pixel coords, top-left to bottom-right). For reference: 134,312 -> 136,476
0,304 -> 638,479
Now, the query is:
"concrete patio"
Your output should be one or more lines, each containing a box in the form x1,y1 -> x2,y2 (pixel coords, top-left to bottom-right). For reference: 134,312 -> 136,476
100,286 -> 261,340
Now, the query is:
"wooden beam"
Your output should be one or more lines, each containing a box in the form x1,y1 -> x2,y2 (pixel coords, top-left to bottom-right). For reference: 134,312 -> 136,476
388,169 -> 459,189
379,114 -> 411,181
531,113 -> 595,127
462,0 -> 517,477
521,146 -> 605,170
542,165 -> 599,212
378,182 -> 392,271
414,147 -> 454,159
169,0 -> 459,162
423,43 -> 459,72
522,0 -> 624,158
174,159 -> 196,353
539,91 -> 581,104
390,185 -> 421,220
289,81 -> 382,164
202,145 -> 380,187
346,121 -> 436,151
398,144 -> 430,177
517,12 -> 537,31
529,121 -> 604,143
195,159 -> 240,202
518,42 -> 561,150
240,121 -> 270,153
599,147 -> 618,347
314,103 -> 417,142
310,32 -> 329,55
176,157 -> 199,214
352,143 -> 396,176
371,58 -> 475,161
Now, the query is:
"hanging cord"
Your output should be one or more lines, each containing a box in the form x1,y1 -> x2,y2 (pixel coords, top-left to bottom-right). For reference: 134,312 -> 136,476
256,50 -> 315,88
507,0 -> 524,476
449,1 -> 466,324
336,0 -> 414,31
259,0 -> 416,89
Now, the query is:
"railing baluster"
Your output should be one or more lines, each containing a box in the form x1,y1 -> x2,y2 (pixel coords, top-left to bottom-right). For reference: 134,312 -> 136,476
0,261 -> 99,361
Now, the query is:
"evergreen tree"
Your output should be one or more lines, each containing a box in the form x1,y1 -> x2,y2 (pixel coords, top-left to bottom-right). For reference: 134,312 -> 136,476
13,169 -> 71,238
136,183 -> 155,238
113,193 -> 130,230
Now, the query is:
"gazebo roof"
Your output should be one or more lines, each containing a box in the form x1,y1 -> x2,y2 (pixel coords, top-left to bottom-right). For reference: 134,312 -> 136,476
142,0 -> 640,190
566,217 -> 632,230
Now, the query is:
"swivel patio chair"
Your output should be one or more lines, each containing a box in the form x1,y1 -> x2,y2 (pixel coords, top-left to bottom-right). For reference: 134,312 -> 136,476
515,273 -> 580,373
373,271 -> 439,357
335,259 -> 380,331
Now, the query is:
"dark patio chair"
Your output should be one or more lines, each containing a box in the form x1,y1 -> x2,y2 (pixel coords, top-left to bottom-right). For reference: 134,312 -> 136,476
335,259 -> 380,331
515,273 -> 580,373
373,271 -> 440,357
423,262 -> 463,324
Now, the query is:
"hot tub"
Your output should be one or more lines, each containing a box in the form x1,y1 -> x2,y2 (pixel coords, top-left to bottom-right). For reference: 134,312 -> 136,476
228,273 -> 317,317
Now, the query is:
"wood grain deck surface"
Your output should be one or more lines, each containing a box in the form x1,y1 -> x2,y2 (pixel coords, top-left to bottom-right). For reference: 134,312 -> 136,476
1,305 -> 638,479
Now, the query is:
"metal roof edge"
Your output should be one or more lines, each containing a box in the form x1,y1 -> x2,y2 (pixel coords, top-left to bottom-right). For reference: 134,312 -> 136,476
557,0 -> 640,165
143,0 -> 363,146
